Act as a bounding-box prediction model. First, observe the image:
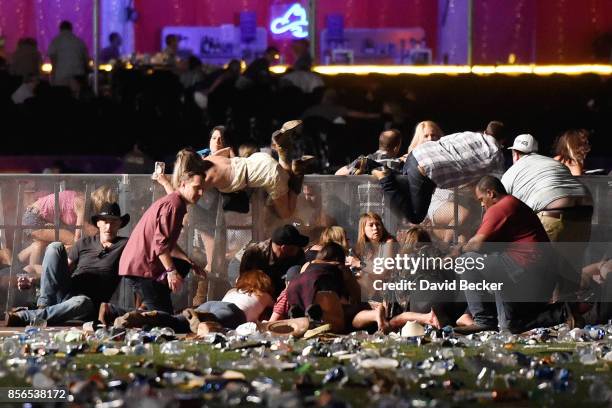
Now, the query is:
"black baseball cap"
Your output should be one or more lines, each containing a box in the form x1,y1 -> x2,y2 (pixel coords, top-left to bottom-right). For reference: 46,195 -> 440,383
272,224 -> 309,247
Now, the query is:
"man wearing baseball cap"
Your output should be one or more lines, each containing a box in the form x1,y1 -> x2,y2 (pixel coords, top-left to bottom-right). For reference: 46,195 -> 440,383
502,133 -> 593,297
238,224 -> 308,297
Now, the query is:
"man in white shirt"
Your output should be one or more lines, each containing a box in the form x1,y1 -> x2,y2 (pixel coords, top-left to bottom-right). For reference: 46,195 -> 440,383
502,134 -> 593,296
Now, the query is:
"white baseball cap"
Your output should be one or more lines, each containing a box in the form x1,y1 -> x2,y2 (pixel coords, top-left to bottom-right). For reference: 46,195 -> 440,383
508,134 -> 538,153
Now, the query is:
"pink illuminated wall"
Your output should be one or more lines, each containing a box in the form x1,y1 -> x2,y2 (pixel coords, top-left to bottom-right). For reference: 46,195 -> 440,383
0,0 -> 93,57
0,0 -> 610,64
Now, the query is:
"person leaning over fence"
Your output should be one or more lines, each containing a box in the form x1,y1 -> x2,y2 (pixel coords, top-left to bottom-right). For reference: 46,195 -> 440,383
334,129 -> 403,176
502,133 -> 593,299
407,121 -> 475,243
372,121 -> 507,224
156,121 -> 311,219
5,203 -> 129,327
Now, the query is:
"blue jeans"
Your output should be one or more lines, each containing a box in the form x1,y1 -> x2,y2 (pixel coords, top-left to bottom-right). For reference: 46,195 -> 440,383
37,242 -> 73,307
379,154 -> 435,224
19,242 -> 94,325
460,251 -> 562,332
19,295 -> 94,325
124,258 -> 192,314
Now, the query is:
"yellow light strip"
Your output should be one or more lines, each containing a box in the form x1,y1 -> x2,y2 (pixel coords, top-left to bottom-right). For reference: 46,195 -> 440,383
270,64 -> 612,76
38,63 -> 612,76
532,64 -> 612,75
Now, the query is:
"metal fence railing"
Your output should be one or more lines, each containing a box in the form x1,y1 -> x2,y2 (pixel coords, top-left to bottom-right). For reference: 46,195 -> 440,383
0,174 -> 610,314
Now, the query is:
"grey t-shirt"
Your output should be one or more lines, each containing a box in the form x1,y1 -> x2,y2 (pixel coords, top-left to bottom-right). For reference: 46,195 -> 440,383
501,154 -> 591,212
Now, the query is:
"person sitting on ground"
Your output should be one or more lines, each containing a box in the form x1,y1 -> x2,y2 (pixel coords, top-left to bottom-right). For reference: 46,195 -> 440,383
354,212 -> 398,300
288,242 -> 388,333
268,266 -> 301,322
237,224 -> 308,297
305,225 -> 353,262
300,226 -> 361,303
335,129 -> 403,175
18,185 -> 118,268
385,227 -> 474,330
6,203 -> 129,327
372,121 -> 506,224
553,129 -> 591,176
113,269 -> 275,335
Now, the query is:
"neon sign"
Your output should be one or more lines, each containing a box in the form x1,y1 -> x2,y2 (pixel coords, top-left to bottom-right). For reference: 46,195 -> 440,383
270,3 -> 308,39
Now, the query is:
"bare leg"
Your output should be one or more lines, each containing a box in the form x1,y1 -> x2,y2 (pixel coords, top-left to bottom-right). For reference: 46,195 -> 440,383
390,309 -> 441,329
18,243 -> 34,264
200,231 -> 215,275
432,203 -> 470,243
271,192 -> 297,219
29,240 -> 47,266
352,304 -> 389,333
456,313 -> 474,327
18,240 -> 48,266
31,229 -> 75,246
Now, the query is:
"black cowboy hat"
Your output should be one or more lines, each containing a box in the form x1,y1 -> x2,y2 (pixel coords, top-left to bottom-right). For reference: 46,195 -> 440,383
91,202 -> 130,228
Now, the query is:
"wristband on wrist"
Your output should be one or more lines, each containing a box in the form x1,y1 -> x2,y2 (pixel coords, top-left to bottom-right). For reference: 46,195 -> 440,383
165,266 -> 177,273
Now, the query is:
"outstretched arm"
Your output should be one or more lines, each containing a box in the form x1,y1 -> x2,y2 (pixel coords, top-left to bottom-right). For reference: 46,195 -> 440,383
152,173 -> 175,195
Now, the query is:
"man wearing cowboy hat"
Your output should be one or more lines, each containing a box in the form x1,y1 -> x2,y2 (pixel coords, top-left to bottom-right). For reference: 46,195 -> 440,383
5,202 -> 130,326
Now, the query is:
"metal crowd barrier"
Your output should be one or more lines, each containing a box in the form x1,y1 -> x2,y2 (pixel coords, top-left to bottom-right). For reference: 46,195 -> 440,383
0,174 -> 610,315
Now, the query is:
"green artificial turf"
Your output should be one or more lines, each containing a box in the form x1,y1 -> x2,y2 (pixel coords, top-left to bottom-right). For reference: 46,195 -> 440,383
0,338 -> 610,407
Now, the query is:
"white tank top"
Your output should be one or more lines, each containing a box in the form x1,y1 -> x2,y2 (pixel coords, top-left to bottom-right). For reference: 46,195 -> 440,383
222,289 -> 274,322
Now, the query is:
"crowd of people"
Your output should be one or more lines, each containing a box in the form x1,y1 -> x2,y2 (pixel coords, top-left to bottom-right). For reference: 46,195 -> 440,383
1,20 -> 610,337
2,20 -> 609,170
4,112 -> 610,339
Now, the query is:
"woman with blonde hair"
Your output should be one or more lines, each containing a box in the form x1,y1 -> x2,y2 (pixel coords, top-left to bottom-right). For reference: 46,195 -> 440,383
304,226 -> 350,261
407,120 -> 443,154
553,129 -> 591,176
301,226 -> 362,303
355,212 -> 396,261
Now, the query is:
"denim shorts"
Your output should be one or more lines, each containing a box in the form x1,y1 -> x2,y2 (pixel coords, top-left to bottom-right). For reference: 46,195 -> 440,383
22,207 -> 47,228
